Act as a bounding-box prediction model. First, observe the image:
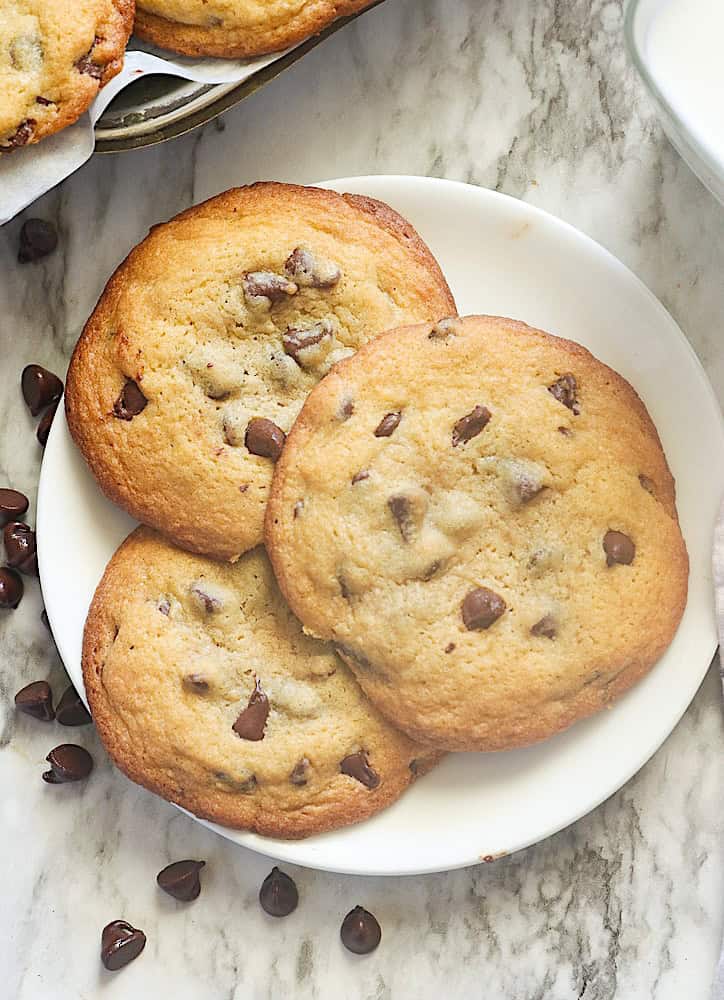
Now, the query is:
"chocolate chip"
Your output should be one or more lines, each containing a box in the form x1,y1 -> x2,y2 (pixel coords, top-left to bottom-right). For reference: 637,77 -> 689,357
157,860 -> 205,901
452,405 -> 491,447
461,587 -> 506,630
340,750 -> 379,789
374,412 -> 401,437
444,642 -> 456,654
558,426 -> 572,437
56,685 -> 92,726
18,219 -> 58,263
338,574 -> 351,600
513,468 -> 545,504
259,867 -> 298,917
0,488 -> 29,526
531,614 -> 557,639
113,380 -> 147,420
183,673 -> 210,693
158,599 -> 170,616
603,530 -> 635,566
189,583 -> 221,614
15,680 -> 54,721
351,470 -> 369,484
42,744 -> 93,783
4,521 -> 37,575
232,678 -> 269,741
639,474 -> 655,495
101,920 -> 146,972
243,271 -> 297,306
4,119 -> 35,149
421,559 -> 443,580
409,759 -> 421,775
37,400 -> 58,446
290,757 -> 310,786
282,319 -> 334,364
340,906 -> 381,955
245,417 -> 285,461
0,567 -> 23,609
35,96 -> 54,106
75,39 -> 104,80
548,374 -> 580,414
338,397 -> 355,420
284,246 -> 341,288
428,316 -> 461,339
21,364 -> 63,416
387,495 -> 414,542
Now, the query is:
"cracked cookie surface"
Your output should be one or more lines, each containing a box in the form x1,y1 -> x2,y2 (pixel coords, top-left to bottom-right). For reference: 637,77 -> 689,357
65,182 -> 455,561
83,527 -> 439,838
266,315 -> 689,751
0,0 -> 133,150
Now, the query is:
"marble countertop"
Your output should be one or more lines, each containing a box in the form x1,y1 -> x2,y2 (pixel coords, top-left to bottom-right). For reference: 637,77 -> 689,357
2,0 -> 724,997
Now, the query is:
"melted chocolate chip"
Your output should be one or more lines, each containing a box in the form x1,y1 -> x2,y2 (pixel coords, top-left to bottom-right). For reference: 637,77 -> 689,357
444,642 -> 456,654
189,583 -> 221,614
374,412 -> 401,437
35,96 -> 54,106
36,400 -> 58,446
284,246 -> 341,288
56,685 -> 92,726
548,374 -> 580,414
428,316 -> 460,339
4,521 -> 37,575
101,920 -> 147,971
0,488 -> 29,526
351,470 -> 370,484
340,750 -> 379,789
183,673 -> 210,694
232,678 -> 269,741
558,426 -> 572,437
639,474 -> 656,495
0,567 -> 23,609
531,614 -> 557,639
15,680 -> 54,721
42,744 -> 93,783
603,530 -> 635,566
158,599 -> 170,616
75,39 -> 104,80
452,405 -> 491,447
340,906 -> 381,954
338,397 -> 354,420
243,271 -> 297,305
290,757 -> 310,786
259,867 -> 298,917
245,417 -> 285,461
113,380 -> 147,420
157,860 -> 205,901
387,495 -> 414,542
21,364 -> 63,416
282,320 -> 333,364
18,219 -> 58,263
4,119 -> 35,149
461,587 -> 506,630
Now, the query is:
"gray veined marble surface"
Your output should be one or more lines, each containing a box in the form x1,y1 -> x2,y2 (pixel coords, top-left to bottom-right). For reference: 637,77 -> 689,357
1,0 -> 724,997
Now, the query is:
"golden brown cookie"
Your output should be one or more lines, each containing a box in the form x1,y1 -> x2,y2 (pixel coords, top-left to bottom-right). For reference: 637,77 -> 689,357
266,315 -> 689,752
65,182 -> 455,562
134,0 -> 373,60
1,0 -> 134,150
83,527 -> 439,838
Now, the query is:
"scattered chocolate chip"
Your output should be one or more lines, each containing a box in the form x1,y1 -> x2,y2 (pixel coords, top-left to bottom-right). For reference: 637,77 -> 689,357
189,583 -> 221,614
351,470 -> 369,484
183,673 -> 210,693
42,744 -> 93,783
158,599 -> 170,616
15,680 -> 54,721
421,559 -> 443,580
548,374 -> 580,414
290,757 -> 310,786
101,920 -> 146,972
603,530 -> 635,566
338,397 -> 354,420
243,271 -> 297,306
35,96 -> 54,106
259,867 -> 298,917
558,426 -> 572,437
293,500 -> 304,519
513,468 -> 545,504
428,316 -> 460,339
4,521 -> 37,575
245,417 -> 285,461
75,39 -> 104,80
452,405 -> 492,447
639,474 -> 655,495
37,400 -> 58,446
0,567 -> 23,609
18,219 -> 58,263
113,380 -> 147,420
387,495 -> 414,542
531,614 -> 557,639
444,642 -> 456,653
232,678 -> 269,741
284,246 -> 341,288
374,412 -> 401,438
4,119 -> 35,150
56,685 -> 92,726
157,860 -> 205,901
0,488 -> 29,526
21,364 -> 63,416
338,574 -> 351,600
461,587 -> 506,630
340,906 -> 381,955
340,750 -> 379,789
282,319 -> 334,364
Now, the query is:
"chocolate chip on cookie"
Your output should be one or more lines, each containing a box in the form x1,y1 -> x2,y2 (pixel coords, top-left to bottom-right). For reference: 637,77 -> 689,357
387,495 -> 415,542
603,530 -> 635,566
639,474 -> 655,495
548,374 -> 580,414
245,417 -> 285,461
242,271 -> 298,308
352,469 -> 370,484
340,750 -> 379,789
183,673 -> 210,693
461,587 -> 506,630
113,380 -> 147,420
428,316 -> 461,339
531,614 -> 557,639
284,246 -> 341,288
289,757 -> 310,786
374,412 -> 401,438
283,319 -> 334,366
452,405 -> 491,447
232,678 -> 269,741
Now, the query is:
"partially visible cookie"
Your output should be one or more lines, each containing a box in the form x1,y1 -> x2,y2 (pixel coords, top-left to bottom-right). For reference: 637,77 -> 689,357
83,527 -> 439,838
65,182 -> 455,562
0,0 -> 134,150
134,0 -> 373,59
266,315 -> 689,752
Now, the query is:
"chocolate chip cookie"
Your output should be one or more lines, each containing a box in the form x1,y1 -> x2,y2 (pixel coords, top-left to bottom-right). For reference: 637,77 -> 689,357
83,527 -> 439,838
266,315 -> 689,751
65,183 -> 455,562
134,0 -> 373,59
1,0 -> 134,151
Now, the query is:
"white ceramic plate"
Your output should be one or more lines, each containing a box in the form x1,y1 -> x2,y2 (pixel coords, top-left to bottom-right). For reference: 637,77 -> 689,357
37,176 -> 724,876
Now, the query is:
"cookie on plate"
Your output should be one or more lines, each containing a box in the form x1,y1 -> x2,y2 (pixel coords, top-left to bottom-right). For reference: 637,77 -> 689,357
134,0 -> 373,59
1,0 -> 134,151
83,527 -> 439,838
266,315 -> 689,752
65,182 -> 455,562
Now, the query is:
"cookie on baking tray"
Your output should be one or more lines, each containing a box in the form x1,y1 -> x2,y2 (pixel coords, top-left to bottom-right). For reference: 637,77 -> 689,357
134,0 -> 374,60
266,314 -> 689,752
65,182 -> 455,562
82,527 -> 439,838
1,0 -> 134,151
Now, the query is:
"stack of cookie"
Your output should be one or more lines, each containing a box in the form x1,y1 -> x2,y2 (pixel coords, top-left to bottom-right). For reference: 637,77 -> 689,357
65,182 -> 688,839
